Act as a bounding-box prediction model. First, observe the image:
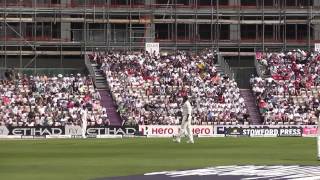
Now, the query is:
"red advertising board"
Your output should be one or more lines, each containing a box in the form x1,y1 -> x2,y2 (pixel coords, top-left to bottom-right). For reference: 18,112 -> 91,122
302,127 -> 318,137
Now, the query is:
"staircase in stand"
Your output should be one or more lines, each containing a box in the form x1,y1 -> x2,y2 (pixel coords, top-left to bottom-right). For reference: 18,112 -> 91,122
215,64 -> 226,76
91,63 -> 108,90
240,89 -> 263,125
90,63 -> 123,126
98,90 -> 123,126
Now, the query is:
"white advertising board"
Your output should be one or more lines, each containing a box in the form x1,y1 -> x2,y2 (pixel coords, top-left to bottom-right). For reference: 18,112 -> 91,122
145,43 -> 160,55
139,125 -> 214,137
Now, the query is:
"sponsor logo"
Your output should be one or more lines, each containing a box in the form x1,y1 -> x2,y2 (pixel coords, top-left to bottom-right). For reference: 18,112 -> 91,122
139,125 -> 213,136
243,128 -> 278,137
222,126 -> 302,137
225,127 -> 246,137
10,127 -> 64,136
65,125 -> 82,136
86,127 -> 136,135
303,127 -> 318,137
145,166 -> 320,180
0,126 -> 9,136
278,128 -> 302,137
2,126 -> 138,136
216,126 -> 226,135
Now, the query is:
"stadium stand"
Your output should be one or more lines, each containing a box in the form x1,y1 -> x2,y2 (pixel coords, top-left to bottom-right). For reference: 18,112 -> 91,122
89,50 -> 250,126
252,50 -> 320,125
0,72 -> 109,127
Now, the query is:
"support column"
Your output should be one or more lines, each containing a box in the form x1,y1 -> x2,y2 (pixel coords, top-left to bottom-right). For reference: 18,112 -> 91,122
145,22 -> 155,43
145,0 -> 156,42
314,0 -> 320,6
61,22 -> 71,41
61,0 -> 71,41
314,1 -> 320,41
314,25 -> 320,41
230,23 -> 240,41
229,0 -> 240,41
106,0 -> 111,48
229,0 -> 239,5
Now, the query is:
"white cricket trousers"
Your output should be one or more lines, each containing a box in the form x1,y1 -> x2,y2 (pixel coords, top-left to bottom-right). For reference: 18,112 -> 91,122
82,123 -> 87,138
176,116 -> 194,142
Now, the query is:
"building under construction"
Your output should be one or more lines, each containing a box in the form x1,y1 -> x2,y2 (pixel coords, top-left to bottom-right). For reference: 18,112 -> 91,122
0,0 -> 319,68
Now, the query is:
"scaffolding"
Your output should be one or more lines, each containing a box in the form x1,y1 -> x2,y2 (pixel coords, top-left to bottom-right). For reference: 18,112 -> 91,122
0,0 -> 320,68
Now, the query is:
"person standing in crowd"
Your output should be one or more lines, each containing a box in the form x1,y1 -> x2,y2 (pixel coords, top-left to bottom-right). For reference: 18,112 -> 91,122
174,96 -> 194,144
81,107 -> 88,138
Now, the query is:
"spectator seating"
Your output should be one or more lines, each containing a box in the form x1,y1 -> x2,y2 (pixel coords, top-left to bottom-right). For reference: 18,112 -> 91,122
90,50 -> 249,126
0,73 -> 109,127
252,50 -> 320,125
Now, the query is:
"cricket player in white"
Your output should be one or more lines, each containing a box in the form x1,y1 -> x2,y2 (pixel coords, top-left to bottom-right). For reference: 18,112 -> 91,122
174,96 -> 194,143
81,107 -> 88,138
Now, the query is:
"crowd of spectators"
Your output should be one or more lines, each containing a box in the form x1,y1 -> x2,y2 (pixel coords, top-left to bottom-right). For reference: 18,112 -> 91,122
252,49 -> 320,125
0,72 -> 109,127
90,50 -> 249,126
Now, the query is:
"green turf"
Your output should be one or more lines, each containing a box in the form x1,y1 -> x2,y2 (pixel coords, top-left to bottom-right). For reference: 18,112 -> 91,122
0,137 -> 318,180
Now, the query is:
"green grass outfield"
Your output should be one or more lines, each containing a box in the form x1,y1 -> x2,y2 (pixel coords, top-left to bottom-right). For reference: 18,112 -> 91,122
0,137 -> 319,180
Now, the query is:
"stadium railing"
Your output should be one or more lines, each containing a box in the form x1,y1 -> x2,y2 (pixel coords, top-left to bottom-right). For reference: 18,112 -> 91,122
217,54 -> 234,79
